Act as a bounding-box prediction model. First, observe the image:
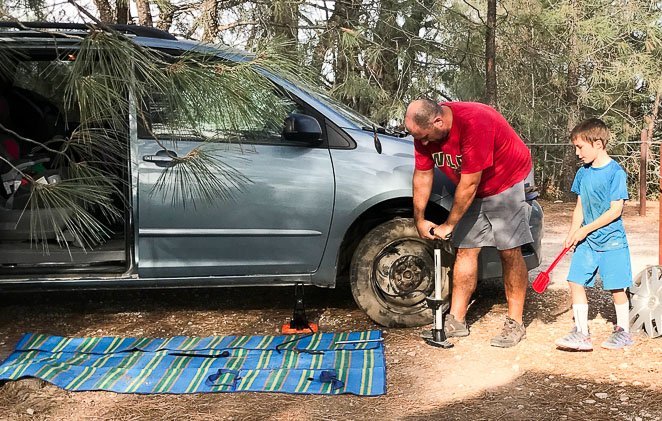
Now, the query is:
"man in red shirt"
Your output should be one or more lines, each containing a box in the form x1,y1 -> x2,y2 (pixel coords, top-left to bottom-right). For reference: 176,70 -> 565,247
405,99 -> 533,348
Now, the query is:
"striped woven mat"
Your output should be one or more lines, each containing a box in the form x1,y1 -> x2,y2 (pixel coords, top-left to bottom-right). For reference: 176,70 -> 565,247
0,330 -> 385,395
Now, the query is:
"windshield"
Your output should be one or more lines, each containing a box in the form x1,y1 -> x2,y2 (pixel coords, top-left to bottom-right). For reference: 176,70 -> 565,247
285,80 -> 409,136
307,89 -> 379,129
270,68 -> 380,129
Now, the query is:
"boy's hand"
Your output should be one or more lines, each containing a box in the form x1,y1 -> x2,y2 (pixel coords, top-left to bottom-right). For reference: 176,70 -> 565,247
564,230 -> 576,249
563,235 -> 573,249
567,227 -> 588,247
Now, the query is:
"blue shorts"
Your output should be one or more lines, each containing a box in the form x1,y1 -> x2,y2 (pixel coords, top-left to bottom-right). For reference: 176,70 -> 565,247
567,241 -> 632,290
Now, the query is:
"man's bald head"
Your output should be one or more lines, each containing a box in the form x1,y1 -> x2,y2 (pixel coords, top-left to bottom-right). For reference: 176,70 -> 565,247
405,99 -> 443,129
404,99 -> 450,145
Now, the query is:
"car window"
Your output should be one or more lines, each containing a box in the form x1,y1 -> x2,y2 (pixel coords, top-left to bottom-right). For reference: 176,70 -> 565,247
139,79 -> 319,146
6,60 -> 76,123
1,59 -> 80,149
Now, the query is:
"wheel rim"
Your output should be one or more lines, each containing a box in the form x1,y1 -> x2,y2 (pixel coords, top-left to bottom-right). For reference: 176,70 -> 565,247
371,238 -> 437,314
630,265 -> 662,338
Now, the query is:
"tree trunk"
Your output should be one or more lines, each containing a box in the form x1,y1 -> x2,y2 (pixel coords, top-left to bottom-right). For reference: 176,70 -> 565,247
201,0 -> 218,42
485,0 -> 498,107
561,0 -> 580,199
155,0 -> 175,31
640,88 -> 661,215
116,0 -> 129,24
313,1 -> 360,85
136,0 -> 153,27
311,1 -> 360,79
401,0 -> 435,97
93,0 -> 114,23
268,0 -> 299,51
373,0 -> 400,97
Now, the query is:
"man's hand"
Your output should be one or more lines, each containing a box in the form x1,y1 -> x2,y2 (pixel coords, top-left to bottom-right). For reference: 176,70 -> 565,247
416,219 -> 438,240
432,222 -> 454,240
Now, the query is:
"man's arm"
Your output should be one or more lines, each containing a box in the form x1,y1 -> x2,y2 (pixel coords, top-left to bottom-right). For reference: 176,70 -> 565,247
434,171 -> 482,239
567,199 -> 624,246
413,168 -> 436,239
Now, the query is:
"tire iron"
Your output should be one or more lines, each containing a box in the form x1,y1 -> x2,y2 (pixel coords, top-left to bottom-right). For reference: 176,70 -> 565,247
333,338 -> 384,346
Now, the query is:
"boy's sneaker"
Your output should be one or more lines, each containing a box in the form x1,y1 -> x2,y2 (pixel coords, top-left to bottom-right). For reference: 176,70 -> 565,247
555,327 -> 593,351
490,317 -> 526,348
601,326 -> 633,350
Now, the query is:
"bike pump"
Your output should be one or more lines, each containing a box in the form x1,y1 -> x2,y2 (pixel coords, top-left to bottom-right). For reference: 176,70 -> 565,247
424,234 -> 453,349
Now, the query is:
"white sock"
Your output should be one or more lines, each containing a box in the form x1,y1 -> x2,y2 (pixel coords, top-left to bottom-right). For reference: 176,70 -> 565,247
573,304 -> 589,335
615,302 -> 630,333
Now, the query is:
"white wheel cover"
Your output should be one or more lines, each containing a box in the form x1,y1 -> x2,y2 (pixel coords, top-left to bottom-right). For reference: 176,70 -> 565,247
630,265 -> 662,338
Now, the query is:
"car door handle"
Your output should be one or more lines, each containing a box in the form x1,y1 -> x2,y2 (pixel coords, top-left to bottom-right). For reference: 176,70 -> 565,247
143,150 -> 177,167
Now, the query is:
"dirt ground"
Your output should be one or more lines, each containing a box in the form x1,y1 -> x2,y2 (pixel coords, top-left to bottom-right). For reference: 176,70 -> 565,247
0,200 -> 660,421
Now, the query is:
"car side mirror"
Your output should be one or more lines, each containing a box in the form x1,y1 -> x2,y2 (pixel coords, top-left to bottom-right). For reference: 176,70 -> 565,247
282,113 -> 322,144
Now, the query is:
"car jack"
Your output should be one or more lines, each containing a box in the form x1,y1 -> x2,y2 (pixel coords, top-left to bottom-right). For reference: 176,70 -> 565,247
424,238 -> 453,348
281,283 -> 319,334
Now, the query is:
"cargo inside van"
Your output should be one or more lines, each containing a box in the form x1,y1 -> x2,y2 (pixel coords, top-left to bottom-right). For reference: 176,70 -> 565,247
0,50 -> 131,276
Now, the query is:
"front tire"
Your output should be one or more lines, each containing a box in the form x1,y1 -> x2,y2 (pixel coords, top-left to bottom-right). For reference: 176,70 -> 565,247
349,217 -> 452,327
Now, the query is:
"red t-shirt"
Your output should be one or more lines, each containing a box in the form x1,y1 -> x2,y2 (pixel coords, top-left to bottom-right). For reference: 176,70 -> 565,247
414,102 -> 532,198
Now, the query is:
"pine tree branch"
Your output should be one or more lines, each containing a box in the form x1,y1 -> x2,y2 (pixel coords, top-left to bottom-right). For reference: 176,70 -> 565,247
0,123 -> 70,160
461,0 -> 486,25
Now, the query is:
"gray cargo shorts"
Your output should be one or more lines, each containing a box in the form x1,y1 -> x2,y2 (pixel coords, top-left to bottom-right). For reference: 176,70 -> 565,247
452,181 -> 533,250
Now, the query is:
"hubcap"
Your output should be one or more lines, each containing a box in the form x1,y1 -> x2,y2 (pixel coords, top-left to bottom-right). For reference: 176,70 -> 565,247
372,239 -> 438,310
389,255 -> 427,294
630,265 -> 662,338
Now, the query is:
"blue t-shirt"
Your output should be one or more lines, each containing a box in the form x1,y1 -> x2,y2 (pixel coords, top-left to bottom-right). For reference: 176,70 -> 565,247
571,160 -> 629,251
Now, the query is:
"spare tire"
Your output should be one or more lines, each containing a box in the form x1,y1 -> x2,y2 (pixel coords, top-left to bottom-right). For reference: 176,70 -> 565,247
350,217 -> 452,327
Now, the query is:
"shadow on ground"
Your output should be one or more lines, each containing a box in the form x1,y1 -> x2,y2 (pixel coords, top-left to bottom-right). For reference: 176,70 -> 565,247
0,276 -> 621,343
2,370 -> 660,421
405,371 -> 662,421
462,278 -> 618,330
0,281 -> 357,313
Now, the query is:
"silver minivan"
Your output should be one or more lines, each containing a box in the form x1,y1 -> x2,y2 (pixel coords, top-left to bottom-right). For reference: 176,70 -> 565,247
0,22 -> 543,327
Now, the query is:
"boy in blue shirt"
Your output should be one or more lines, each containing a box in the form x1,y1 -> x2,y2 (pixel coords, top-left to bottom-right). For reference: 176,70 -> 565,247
555,118 -> 633,351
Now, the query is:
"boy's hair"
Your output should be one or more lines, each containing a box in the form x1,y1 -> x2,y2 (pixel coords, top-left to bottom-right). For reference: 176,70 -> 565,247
570,118 -> 610,148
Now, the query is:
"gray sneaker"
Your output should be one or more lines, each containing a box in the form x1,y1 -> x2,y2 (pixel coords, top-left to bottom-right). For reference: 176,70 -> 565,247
555,327 -> 593,351
490,317 -> 526,348
601,326 -> 633,350
444,314 -> 470,337
419,313 -> 469,340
